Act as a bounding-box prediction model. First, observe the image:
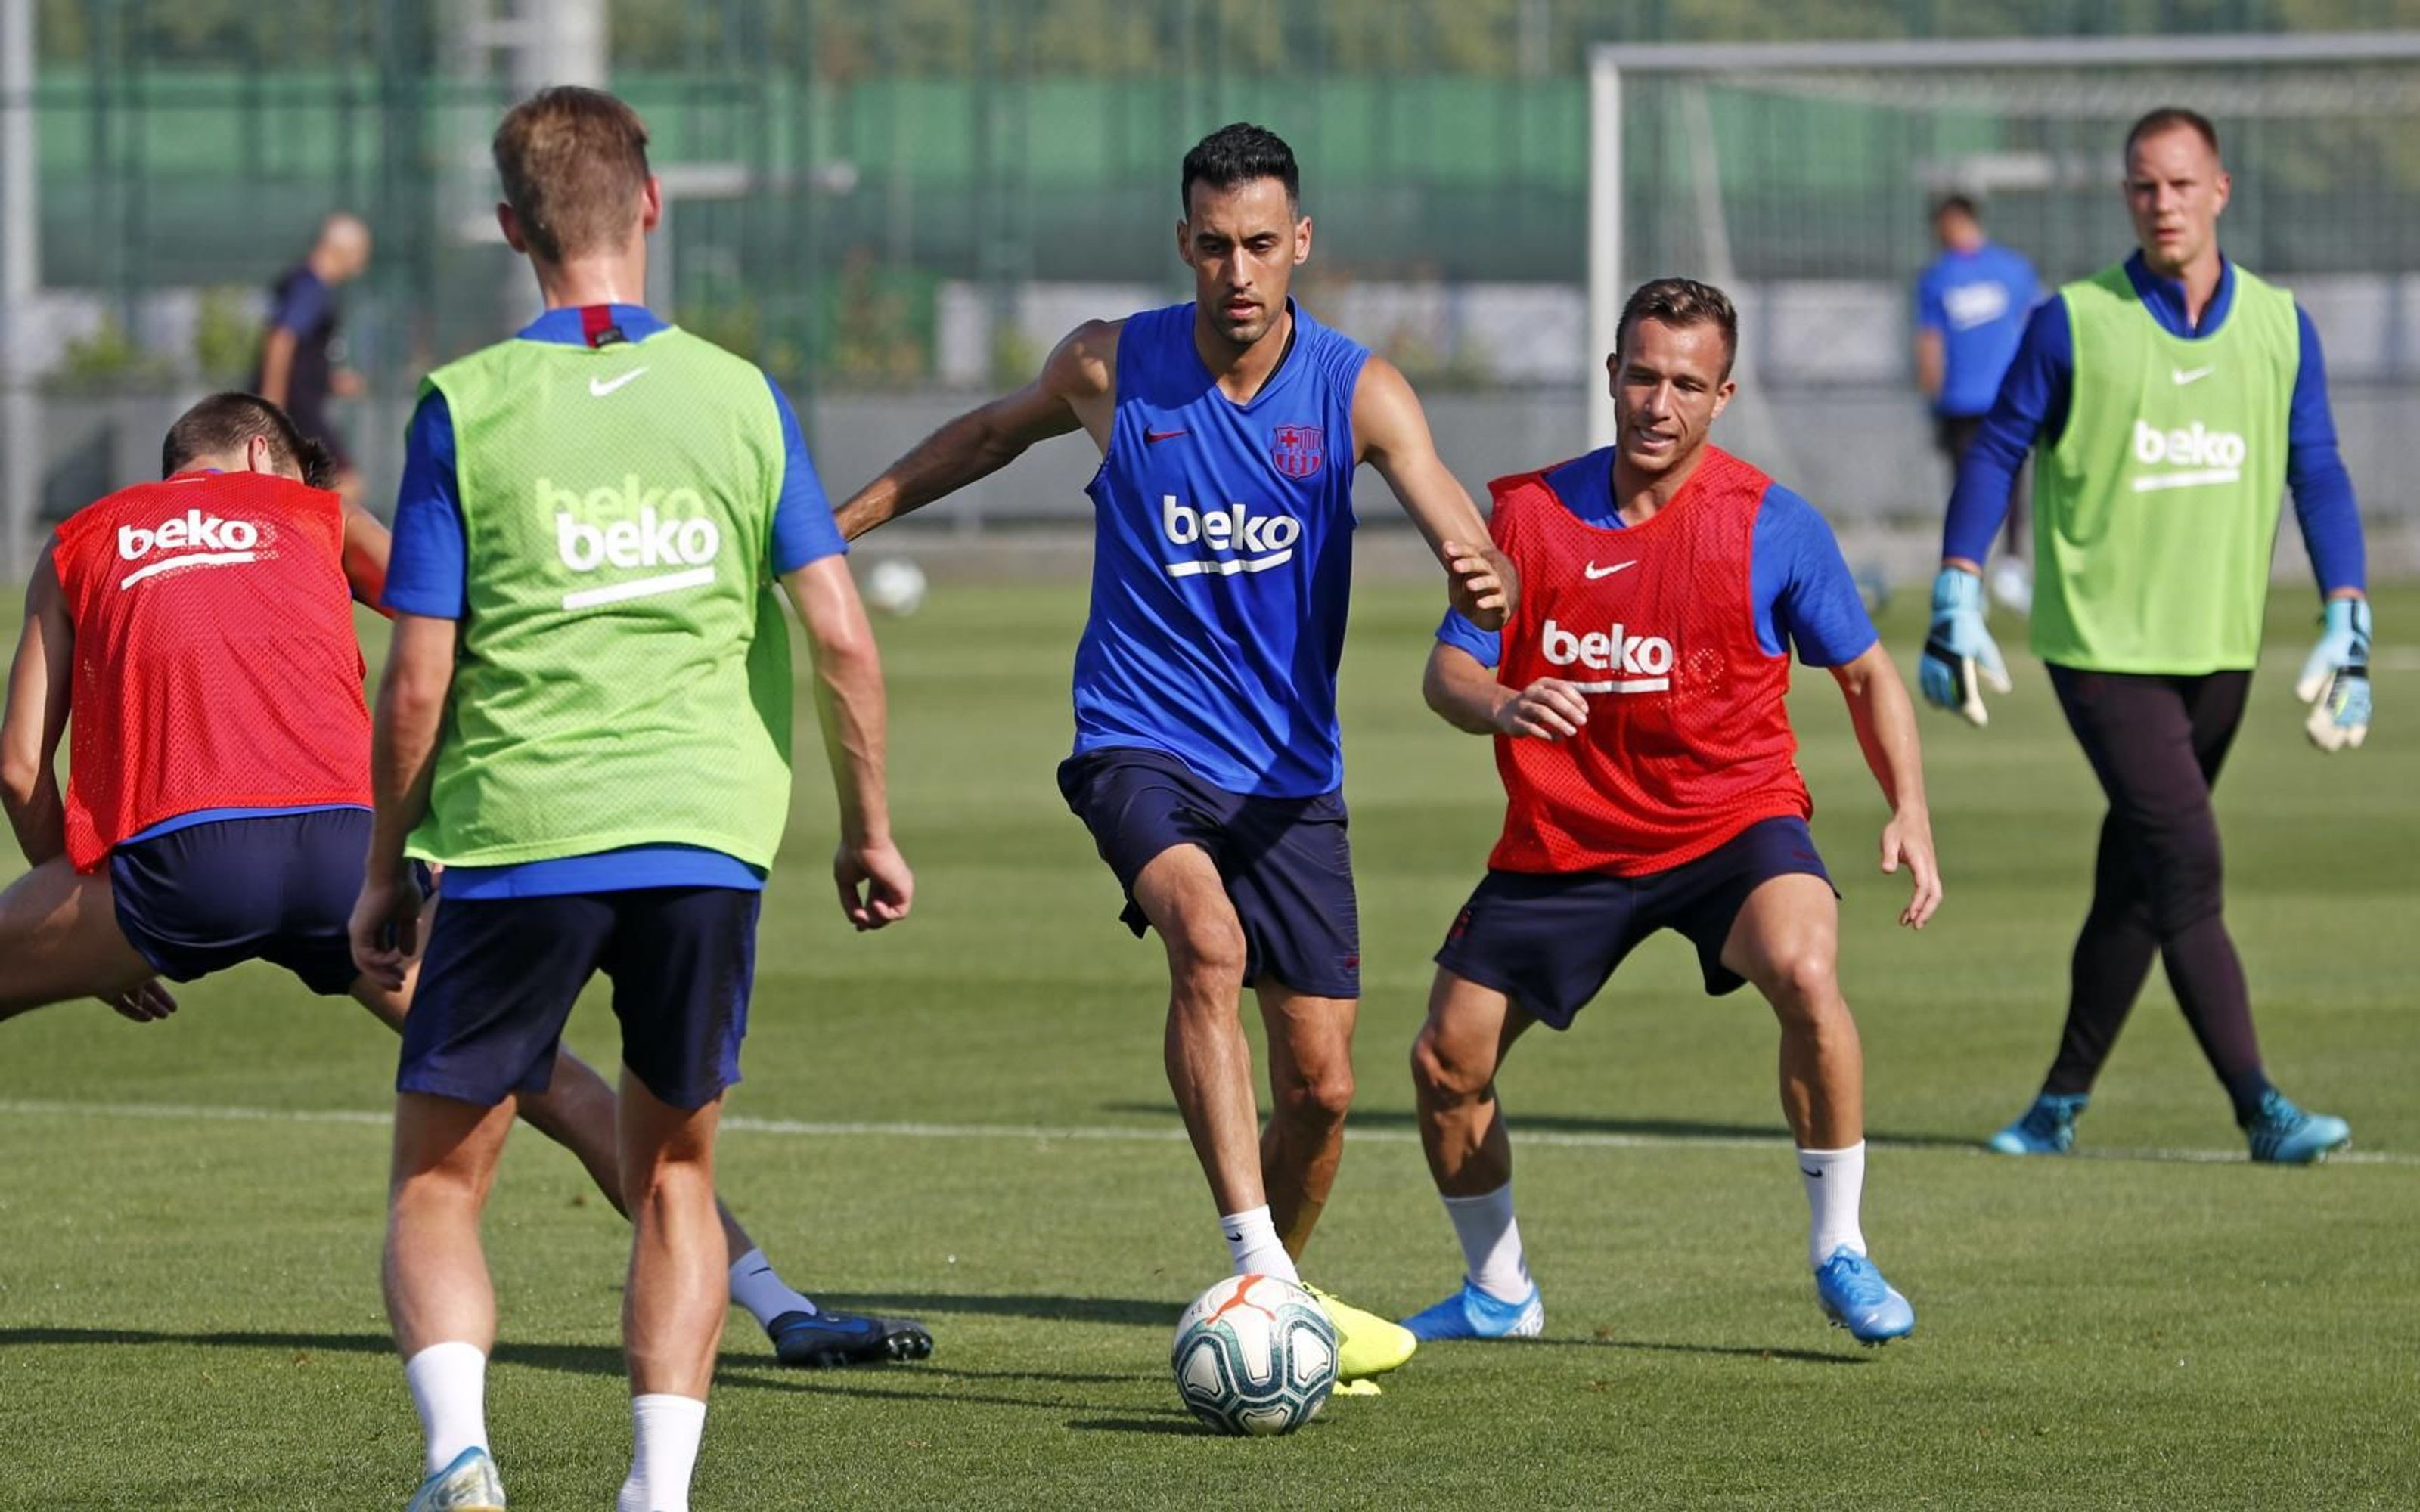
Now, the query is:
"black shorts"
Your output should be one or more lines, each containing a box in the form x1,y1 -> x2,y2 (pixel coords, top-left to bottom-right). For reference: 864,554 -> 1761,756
1434,817 -> 1832,1029
399,886 -> 759,1111
109,808 -> 384,996
1057,747 -> 1360,999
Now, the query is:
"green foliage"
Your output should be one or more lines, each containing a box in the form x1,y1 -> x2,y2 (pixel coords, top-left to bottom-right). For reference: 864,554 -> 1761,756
51,1 -> 2420,72
48,314 -> 175,390
191,286 -> 262,383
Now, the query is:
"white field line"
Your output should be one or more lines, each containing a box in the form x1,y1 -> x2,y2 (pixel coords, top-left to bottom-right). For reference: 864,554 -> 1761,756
0,1096 -> 2412,1167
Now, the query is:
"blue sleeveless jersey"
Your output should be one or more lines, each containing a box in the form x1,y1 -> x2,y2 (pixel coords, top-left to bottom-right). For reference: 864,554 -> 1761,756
1072,301 -> 1369,798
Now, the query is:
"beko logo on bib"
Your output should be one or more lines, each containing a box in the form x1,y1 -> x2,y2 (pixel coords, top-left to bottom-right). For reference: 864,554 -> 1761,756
541,476 -> 723,610
1161,494 -> 1301,578
1541,617 -> 1674,694
115,511 -> 265,590
2130,419 -> 2248,494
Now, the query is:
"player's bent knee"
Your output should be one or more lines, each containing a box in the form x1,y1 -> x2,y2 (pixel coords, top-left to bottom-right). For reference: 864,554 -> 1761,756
1760,948 -> 1841,1017
1275,1064 -> 1354,1125
1410,1027 -> 1490,1105
1164,915 -> 1249,990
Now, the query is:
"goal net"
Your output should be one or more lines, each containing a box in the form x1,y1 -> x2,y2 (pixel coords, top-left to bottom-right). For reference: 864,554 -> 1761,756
1586,33 -> 2420,525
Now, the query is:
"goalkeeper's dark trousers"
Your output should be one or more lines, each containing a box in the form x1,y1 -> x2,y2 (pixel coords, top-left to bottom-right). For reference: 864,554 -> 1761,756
2040,665 -> 2271,1123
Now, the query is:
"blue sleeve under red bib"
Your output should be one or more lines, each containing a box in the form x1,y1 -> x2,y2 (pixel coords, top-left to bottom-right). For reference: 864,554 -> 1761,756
1436,478 -> 1875,670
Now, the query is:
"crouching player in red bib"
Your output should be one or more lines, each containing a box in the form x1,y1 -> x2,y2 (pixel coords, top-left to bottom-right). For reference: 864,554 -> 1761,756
1402,279 -> 1943,1346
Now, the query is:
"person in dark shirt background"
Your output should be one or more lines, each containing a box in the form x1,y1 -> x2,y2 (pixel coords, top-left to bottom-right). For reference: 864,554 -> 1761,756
1914,194 -> 2041,611
253,213 -> 373,505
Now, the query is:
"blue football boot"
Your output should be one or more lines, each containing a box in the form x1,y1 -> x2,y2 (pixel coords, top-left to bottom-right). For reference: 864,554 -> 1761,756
2245,1089 -> 2352,1165
1400,1278 -> 1544,1342
1813,1247 -> 1915,1345
768,1308 -> 934,1368
1987,1092 -> 2089,1155
405,1446 -> 504,1511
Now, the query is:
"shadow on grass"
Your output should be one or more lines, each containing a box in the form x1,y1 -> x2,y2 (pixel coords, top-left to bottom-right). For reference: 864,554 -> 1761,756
814,1292 -> 1175,1329
719,1367 -> 1142,1416
0,1327 -> 627,1377
1066,1414 -> 1212,1437
1098,1101 -> 1984,1151
1558,1335 -> 1869,1366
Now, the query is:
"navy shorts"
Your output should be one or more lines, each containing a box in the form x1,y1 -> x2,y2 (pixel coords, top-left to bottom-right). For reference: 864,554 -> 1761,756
1057,748 -> 1360,1000
110,808 -> 382,996
1434,817 -> 1832,1029
399,887 -> 759,1111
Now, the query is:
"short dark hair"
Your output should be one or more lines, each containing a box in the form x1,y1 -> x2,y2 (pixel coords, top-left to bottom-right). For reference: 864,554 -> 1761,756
1616,277 -> 1739,376
1181,123 -> 1300,215
1932,193 -> 1981,224
2125,106 -> 2220,162
162,392 -> 311,479
493,85 -> 652,263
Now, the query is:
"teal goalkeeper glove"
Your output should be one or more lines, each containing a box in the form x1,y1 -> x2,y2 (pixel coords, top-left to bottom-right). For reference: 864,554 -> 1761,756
1919,568 -> 2010,728
2295,596 -> 2372,753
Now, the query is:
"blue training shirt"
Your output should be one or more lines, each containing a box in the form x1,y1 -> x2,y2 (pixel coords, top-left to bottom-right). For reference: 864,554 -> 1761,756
1943,253 -> 2365,595
1074,300 -> 1367,799
383,302 -> 846,898
1916,240 -> 2041,418
1437,446 -> 1877,671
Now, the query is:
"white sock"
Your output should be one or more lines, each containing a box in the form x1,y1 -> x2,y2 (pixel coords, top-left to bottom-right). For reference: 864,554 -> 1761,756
1219,1205 -> 1299,1283
402,1340 -> 489,1476
1798,1142 -> 1869,1271
728,1247 -> 817,1329
616,1393 -> 707,1512
1442,1183 -> 1533,1303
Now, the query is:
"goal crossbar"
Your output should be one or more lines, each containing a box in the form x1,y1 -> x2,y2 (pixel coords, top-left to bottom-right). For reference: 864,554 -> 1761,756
1584,31 -> 2420,446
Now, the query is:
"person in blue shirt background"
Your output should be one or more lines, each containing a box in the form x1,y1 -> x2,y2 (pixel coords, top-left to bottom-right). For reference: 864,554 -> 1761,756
1914,195 -> 2041,609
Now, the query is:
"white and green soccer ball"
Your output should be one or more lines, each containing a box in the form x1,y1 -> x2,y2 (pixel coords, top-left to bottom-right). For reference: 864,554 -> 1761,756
1170,1273 -> 1337,1437
862,556 -> 928,617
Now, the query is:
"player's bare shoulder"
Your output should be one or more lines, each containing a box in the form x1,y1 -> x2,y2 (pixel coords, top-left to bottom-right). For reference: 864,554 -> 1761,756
1044,318 -> 1125,450
1346,353 -> 1432,465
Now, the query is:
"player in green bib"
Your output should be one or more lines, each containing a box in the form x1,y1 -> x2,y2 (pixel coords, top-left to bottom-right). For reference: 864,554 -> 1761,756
1922,107 -> 2371,1166
349,88 -> 911,1512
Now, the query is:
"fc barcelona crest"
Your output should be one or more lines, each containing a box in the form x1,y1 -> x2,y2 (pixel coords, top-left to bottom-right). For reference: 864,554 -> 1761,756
1270,425 -> 1324,479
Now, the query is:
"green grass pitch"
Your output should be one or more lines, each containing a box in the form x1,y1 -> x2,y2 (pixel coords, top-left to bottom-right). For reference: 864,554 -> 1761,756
2,580 -> 2414,1509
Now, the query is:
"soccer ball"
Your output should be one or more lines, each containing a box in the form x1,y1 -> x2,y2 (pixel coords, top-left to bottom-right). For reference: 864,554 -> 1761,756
862,556 -> 928,617
1170,1273 -> 1337,1437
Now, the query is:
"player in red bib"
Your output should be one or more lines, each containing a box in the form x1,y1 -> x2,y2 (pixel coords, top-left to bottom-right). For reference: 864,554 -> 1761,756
0,392 -> 920,1371
1,392 -> 387,1019
1400,280 -> 1943,1347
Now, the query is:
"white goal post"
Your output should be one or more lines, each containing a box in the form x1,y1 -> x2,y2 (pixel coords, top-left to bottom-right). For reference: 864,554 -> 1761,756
1585,30 -> 2420,463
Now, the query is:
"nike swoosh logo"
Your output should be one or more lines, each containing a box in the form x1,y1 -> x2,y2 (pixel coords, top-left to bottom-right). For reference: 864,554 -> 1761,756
1221,1229 -> 1243,1244
589,367 -> 648,397
1146,429 -> 1190,445
1801,1167 -> 1823,1179
2171,366 -> 2214,386
1583,561 -> 1637,580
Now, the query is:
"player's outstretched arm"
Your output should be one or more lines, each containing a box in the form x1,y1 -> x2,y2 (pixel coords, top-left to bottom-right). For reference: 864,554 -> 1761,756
782,556 -> 911,932
1,546 -> 73,866
350,613 -> 456,989
1831,642 -> 1942,930
340,502 -> 394,618
1423,642 -> 1586,741
833,321 -> 1115,542
1354,357 -> 1515,631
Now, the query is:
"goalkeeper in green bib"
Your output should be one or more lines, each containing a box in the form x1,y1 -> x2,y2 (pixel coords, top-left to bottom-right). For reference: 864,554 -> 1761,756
1922,107 -> 2368,1166
350,88 -> 912,1512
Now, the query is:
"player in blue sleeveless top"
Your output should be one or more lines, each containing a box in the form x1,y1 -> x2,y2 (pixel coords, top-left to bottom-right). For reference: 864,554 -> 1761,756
838,124 -> 1511,1382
